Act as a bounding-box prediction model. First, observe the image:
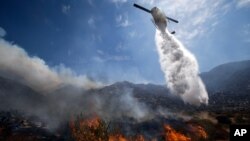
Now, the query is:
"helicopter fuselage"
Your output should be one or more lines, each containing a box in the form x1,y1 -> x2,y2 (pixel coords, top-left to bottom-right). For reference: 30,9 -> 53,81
151,7 -> 167,32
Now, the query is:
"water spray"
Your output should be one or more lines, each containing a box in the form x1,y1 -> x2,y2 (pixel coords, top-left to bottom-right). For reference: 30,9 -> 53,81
155,29 -> 208,106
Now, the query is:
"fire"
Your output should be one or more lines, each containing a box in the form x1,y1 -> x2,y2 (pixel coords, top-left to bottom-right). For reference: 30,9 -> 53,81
135,135 -> 146,141
163,125 -> 191,141
70,115 -> 148,141
109,134 -> 128,141
69,115 -> 101,129
79,116 -> 100,129
108,134 -> 147,141
70,116 -> 108,141
188,124 -> 208,139
70,116 -> 203,141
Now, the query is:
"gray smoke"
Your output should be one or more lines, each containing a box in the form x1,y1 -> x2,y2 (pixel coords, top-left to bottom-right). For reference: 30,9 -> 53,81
155,29 -> 208,106
91,88 -> 151,121
0,39 -> 102,93
0,37 -> 151,129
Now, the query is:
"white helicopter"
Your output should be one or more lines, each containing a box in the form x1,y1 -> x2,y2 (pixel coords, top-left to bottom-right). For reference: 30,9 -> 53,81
133,3 -> 178,34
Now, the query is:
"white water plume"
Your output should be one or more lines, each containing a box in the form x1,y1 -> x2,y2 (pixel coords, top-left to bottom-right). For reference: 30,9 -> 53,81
155,29 -> 208,106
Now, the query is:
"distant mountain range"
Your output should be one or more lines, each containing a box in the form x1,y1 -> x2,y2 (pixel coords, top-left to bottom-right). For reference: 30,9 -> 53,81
201,60 -> 250,94
0,60 -> 250,112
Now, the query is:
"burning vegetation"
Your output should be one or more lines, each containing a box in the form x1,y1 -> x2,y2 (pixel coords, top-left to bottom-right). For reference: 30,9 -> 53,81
163,125 -> 191,141
70,115 -> 109,141
69,114 -> 210,141
70,115 -> 146,141
187,124 -> 208,140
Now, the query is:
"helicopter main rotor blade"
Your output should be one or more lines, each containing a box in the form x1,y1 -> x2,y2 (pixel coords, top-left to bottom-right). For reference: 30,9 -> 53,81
166,17 -> 179,23
133,3 -> 151,13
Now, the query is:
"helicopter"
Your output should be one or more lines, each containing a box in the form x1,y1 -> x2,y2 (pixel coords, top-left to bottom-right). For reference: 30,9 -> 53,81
133,3 -> 178,34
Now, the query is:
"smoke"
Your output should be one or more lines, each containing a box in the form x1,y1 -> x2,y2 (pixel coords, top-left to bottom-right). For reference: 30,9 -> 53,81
0,28 -> 207,132
0,37 -> 151,129
92,88 -> 151,121
0,39 -> 102,93
155,29 -> 208,106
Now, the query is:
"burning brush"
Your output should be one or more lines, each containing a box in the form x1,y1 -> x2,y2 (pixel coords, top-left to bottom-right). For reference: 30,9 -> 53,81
163,124 -> 191,141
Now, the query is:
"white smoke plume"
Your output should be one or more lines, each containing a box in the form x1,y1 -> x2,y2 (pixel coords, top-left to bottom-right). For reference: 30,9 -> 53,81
0,37 -> 150,129
92,88 -> 151,121
0,38 -> 102,93
155,29 -> 208,106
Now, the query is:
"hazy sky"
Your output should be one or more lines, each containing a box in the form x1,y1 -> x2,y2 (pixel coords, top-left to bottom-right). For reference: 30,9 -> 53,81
0,0 -> 249,84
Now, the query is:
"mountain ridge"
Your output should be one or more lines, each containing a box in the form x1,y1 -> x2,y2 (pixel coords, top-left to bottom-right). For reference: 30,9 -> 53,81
0,59 -> 249,111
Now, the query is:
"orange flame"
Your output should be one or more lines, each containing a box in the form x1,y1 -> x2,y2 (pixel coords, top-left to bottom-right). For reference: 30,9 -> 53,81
163,125 -> 191,141
70,116 -> 108,141
70,116 -> 204,141
135,135 -> 146,141
79,116 -> 100,129
70,116 -> 148,141
109,134 -> 128,141
188,124 -> 208,139
108,134 -> 146,141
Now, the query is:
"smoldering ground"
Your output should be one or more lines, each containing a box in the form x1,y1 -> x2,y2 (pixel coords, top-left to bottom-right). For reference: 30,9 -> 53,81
155,29 -> 209,106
